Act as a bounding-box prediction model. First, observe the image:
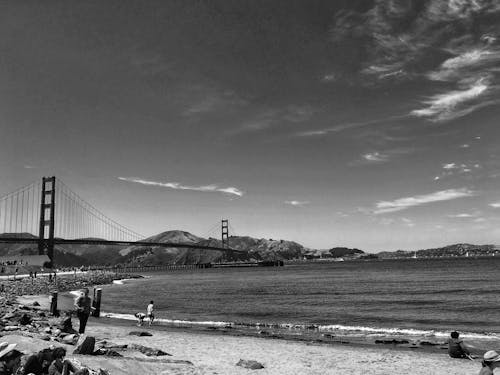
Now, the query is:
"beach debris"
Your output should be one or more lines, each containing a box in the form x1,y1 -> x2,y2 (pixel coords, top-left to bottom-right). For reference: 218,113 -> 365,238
128,331 -> 153,336
62,333 -> 79,345
74,335 -> 96,354
129,343 -> 172,357
375,339 -> 409,345
32,301 -> 40,306
96,340 -> 128,350
93,348 -> 123,356
236,359 -> 265,370
419,340 -> 443,346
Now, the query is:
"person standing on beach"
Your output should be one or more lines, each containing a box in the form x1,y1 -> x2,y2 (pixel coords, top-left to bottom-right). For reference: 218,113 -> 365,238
147,301 -> 154,326
74,289 -> 92,334
448,331 -> 472,359
479,351 -> 500,375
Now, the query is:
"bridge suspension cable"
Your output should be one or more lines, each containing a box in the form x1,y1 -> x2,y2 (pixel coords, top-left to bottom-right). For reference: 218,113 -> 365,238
0,179 -> 41,236
55,179 -> 144,241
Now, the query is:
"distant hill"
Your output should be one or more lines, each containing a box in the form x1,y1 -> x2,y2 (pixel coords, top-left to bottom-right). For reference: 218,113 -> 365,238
0,230 -> 311,267
377,243 -> 500,259
116,232 -> 308,266
4,231 -> 496,267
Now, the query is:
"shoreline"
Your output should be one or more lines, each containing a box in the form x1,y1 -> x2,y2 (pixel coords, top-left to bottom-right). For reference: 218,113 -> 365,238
3,272 -> 496,374
52,272 -> 500,357
73,317 -> 483,374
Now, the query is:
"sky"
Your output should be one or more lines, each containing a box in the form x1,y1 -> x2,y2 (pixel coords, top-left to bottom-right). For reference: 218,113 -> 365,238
1,0 -> 500,252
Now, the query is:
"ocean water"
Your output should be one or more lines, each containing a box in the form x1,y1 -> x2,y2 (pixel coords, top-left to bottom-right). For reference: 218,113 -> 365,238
93,258 -> 500,344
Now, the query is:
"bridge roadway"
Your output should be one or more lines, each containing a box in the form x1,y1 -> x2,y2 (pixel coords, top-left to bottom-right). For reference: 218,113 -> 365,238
0,237 -> 245,254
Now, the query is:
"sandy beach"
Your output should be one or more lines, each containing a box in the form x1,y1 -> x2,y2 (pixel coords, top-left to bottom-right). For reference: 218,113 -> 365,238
7,308 -> 481,375
73,318 -> 481,374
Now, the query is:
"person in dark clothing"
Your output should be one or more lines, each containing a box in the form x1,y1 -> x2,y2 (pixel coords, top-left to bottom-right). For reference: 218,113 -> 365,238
17,348 -> 54,375
0,342 -> 23,375
48,348 -> 88,375
448,331 -> 473,359
73,289 -> 92,334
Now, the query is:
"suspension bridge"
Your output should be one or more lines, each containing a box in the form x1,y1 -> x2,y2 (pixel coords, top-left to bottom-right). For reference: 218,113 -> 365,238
0,176 -> 244,266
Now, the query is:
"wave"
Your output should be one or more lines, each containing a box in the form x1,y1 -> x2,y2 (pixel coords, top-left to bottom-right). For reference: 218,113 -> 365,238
101,311 -> 232,327
99,311 -> 499,341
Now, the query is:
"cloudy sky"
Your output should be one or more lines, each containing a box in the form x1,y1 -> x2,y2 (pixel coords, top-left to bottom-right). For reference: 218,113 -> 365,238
2,0 -> 500,251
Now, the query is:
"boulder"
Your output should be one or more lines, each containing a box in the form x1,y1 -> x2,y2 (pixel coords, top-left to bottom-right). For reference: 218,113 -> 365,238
19,313 -> 32,325
3,325 -> 20,331
374,339 -> 409,345
62,334 -> 78,345
236,359 -> 264,370
129,344 -> 171,357
93,348 -> 123,357
128,331 -> 152,337
3,312 -> 16,320
74,336 -> 96,355
59,316 -> 76,333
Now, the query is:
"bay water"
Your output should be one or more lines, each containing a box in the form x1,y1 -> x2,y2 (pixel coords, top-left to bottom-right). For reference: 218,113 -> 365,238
91,258 -> 500,348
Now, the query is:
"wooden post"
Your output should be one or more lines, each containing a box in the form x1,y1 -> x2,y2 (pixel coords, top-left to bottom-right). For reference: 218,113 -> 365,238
92,288 -> 102,317
49,291 -> 58,316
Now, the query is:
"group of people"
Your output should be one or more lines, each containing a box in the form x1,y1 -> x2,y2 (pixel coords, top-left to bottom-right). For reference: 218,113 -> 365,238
448,331 -> 500,374
135,300 -> 155,326
0,342 -> 89,375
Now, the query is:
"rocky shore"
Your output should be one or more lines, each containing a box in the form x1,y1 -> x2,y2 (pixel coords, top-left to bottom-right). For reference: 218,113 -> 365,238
0,272 -> 187,374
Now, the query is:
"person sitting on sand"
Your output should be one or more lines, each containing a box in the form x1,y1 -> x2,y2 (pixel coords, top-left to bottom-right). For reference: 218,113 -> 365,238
17,347 -> 54,375
147,301 -> 154,326
479,350 -> 500,375
448,331 -> 472,359
48,348 -> 88,375
135,312 -> 146,326
0,342 -> 23,375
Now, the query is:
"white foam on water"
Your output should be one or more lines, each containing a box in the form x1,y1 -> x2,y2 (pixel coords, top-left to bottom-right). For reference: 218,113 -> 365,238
112,278 -> 138,285
97,311 -> 499,342
101,311 -> 231,327
316,324 -> 500,340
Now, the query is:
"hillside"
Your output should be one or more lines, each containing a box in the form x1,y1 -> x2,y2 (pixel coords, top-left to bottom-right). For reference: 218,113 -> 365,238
377,243 -> 500,259
0,231 -> 310,267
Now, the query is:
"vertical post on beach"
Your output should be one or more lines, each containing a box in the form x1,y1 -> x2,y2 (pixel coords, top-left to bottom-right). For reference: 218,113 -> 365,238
92,288 -> 102,317
49,291 -> 58,316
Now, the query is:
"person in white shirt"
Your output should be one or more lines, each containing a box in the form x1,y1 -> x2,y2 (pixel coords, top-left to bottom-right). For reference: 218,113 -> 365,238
146,301 -> 154,326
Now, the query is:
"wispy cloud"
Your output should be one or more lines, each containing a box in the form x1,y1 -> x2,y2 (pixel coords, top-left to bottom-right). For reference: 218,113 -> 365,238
330,1 -> 500,121
447,213 -> 476,218
411,78 -> 490,121
118,177 -> 244,197
435,162 -> 481,181
490,202 -> 500,208
374,188 -> 475,214
295,115 -> 405,137
284,200 -> 310,207
229,105 -> 316,136
362,152 -> 389,163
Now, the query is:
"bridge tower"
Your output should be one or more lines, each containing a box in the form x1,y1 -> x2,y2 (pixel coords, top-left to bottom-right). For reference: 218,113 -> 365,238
221,219 -> 229,249
38,176 -> 56,263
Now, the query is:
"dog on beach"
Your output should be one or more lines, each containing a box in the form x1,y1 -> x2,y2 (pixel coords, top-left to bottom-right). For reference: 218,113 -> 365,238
135,313 -> 146,326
